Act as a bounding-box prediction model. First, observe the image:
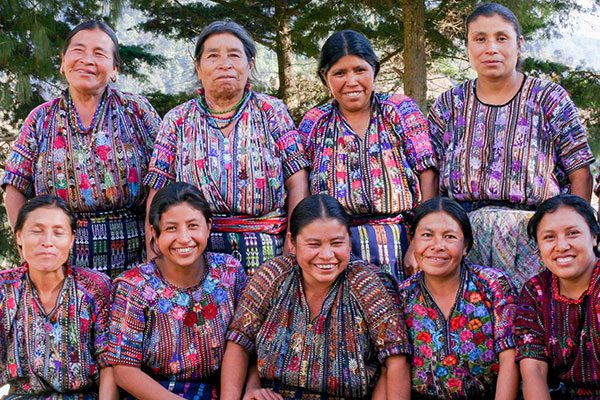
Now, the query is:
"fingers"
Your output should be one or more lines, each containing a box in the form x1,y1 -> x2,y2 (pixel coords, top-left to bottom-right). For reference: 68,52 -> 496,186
243,388 -> 284,400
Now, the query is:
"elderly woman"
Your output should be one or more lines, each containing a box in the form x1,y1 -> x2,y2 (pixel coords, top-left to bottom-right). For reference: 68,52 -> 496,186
2,20 -> 160,278
0,195 -> 116,398
399,197 -> 518,399
516,194 -> 600,399
144,21 -> 309,275
221,194 -> 411,400
298,30 -> 437,281
108,183 -> 247,399
428,3 -> 594,290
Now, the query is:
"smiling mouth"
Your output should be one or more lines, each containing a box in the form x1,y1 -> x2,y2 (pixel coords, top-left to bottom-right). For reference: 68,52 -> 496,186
555,256 -> 575,264
173,246 -> 196,255
344,91 -> 363,97
315,264 -> 336,271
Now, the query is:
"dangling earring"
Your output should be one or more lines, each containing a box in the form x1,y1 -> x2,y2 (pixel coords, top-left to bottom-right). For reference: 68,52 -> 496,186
110,74 -> 117,83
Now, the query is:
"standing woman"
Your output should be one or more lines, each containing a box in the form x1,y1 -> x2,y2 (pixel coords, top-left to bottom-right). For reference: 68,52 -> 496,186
0,195 -> 116,398
144,20 -> 309,275
298,30 -> 437,281
108,183 -> 247,399
2,20 -> 160,278
399,197 -> 518,399
428,3 -> 594,289
516,194 -> 600,399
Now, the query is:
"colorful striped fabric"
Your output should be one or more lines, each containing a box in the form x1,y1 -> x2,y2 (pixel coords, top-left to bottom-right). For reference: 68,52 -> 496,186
107,253 -> 246,388
298,93 -> 436,279
515,264 -> 600,399
0,265 -> 112,398
398,263 -> 516,399
429,76 -> 594,205
1,86 -> 160,275
144,89 -> 309,274
227,255 -> 410,398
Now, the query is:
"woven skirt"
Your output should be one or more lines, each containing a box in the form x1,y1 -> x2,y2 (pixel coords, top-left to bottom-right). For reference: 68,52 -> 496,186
72,208 -> 145,279
206,231 -> 284,276
122,380 -> 218,400
465,205 -> 542,290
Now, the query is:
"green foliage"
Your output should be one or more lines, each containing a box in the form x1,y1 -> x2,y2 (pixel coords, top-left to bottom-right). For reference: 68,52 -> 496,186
144,90 -> 196,117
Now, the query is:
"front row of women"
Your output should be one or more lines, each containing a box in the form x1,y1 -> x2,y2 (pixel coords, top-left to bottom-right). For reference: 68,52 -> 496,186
1,183 -> 599,399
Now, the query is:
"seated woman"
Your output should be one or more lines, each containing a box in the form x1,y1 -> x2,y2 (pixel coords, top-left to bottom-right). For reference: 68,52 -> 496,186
107,182 -> 247,399
399,197 -> 518,399
516,194 -> 600,399
298,29 -> 437,281
0,195 -> 116,399
221,194 -> 411,400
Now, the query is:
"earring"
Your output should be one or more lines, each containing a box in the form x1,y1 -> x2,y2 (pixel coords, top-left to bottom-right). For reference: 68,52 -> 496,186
110,75 -> 117,83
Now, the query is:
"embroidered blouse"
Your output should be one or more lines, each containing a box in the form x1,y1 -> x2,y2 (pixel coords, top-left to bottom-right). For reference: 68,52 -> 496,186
429,76 -> 594,206
398,263 -> 516,398
1,86 -> 160,212
515,265 -> 600,398
298,93 -> 436,216
227,255 -> 410,398
0,265 -> 112,397
144,90 -> 309,224
107,253 -> 247,382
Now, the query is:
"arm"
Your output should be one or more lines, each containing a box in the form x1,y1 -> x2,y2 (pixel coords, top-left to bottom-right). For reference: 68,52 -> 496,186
98,367 -> 119,400
4,185 -> 27,231
494,349 -> 519,400
418,168 -> 438,202
221,342 -> 250,400
145,188 -> 158,260
283,169 -> 309,253
520,358 -> 550,400
384,355 -> 410,400
113,365 -> 181,400
568,166 -> 592,202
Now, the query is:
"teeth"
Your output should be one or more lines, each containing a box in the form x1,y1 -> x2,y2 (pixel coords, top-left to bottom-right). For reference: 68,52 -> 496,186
346,92 -> 361,97
174,247 -> 194,254
556,256 -> 574,263
316,264 -> 335,270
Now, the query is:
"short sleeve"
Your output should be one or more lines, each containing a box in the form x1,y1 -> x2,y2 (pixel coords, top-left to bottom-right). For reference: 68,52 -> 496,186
546,84 -> 595,175
487,271 -> 517,353
134,95 -> 161,152
107,279 -> 147,367
1,104 -> 47,196
265,98 -> 310,179
388,95 -> 436,173
226,262 -> 280,353
514,278 -> 548,362
428,93 -> 451,166
143,107 -> 180,190
88,272 -> 113,368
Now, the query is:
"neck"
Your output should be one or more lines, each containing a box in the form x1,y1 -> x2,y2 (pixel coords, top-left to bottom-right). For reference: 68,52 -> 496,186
156,256 -> 205,288
204,90 -> 244,113
476,70 -> 522,97
69,87 -> 105,110
423,270 -> 461,298
28,266 -> 66,297
559,263 -> 596,299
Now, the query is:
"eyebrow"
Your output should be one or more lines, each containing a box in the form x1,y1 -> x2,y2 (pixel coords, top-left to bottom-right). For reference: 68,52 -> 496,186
204,47 -> 243,53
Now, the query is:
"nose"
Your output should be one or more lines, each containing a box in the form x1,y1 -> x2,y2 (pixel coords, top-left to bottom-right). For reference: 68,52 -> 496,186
179,228 -> 192,242
484,40 -> 499,53
41,232 -> 54,247
319,245 -> 335,259
218,57 -> 233,69
556,235 -> 570,251
346,72 -> 359,85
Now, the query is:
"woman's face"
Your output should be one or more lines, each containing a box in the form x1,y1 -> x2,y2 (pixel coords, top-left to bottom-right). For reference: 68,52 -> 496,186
536,206 -> 597,287
466,14 -> 522,81
324,54 -> 375,116
61,28 -> 117,97
16,206 -> 74,274
153,202 -> 212,271
290,217 -> 352,291
412,211 -> 466,280
196,33 -> 253,101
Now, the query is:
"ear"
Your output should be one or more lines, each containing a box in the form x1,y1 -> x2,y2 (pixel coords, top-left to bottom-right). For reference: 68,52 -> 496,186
248,57 -> 255,72
207,218 -> 213,232
286,231 -> 295,254
518,35 -> 524,49
15,230 -> 22,249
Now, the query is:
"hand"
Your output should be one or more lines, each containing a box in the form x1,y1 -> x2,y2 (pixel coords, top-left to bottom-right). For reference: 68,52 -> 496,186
403,244 -> 419,277
283,234 -> 294,256
243,388 -> 283,400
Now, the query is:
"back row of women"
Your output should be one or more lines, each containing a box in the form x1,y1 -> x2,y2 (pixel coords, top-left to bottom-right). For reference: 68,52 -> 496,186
1,1 -> 598,398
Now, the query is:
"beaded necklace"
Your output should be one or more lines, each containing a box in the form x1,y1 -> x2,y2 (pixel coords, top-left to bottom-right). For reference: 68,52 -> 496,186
197,91 -> 249,131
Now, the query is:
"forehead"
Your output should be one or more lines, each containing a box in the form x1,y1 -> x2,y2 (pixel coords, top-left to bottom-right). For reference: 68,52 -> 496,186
159,202 -> 207,223
417,211 -> 462,231
22,206 -> 71,227
538,206 -> 589,231
468,14 -> 518,35
203,32 -> 245,52
330,54 -> 372,70
297,217 -> 348,237
67,28 -> 115,50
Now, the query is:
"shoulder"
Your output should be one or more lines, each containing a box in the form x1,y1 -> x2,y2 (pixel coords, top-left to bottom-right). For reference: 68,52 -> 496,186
0,266 -> 26,287
397,273 -> 422,303
71,267 -> 112,303
466,263 -> 515,297
253,254 -> 297,283
113,262 -> 157,289
250,91 -> 289,113
377,92 -> 419,111
345,259 -> 393,294
161,98 -> 199,124
205,252 -> 246,280
520,269 -> 553,299
24,98 -> 61,123
434,80 -> 472,105
298,103 -> 334,132
72,266 -> 111,289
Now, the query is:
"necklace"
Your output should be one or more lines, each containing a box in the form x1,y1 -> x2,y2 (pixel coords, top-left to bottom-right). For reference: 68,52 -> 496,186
198,91 -> 249,132
198,91 -> 249,115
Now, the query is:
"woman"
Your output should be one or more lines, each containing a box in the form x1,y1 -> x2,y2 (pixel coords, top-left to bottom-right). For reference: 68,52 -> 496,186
144,20 -> 309,275
298,30 -> 437,281
107,182 -> 247,399
0,195 -> 116,398
221,194 -> 411,400
428,3 -> 594,289
2,20 -> 160,278
399,197 -> 518,399
516,194 -> 600,399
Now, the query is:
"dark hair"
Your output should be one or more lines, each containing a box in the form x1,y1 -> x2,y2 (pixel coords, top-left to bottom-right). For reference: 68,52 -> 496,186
149,182 -> 212,240
14,195 -> 77,235
318,29 -> 380,85
194,20 -> 256,63
62,20 -> 121,68
410,197 -> 474,253
465,3 -> 522,44
527,194 -> 600,256
289,194 -> 351,240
